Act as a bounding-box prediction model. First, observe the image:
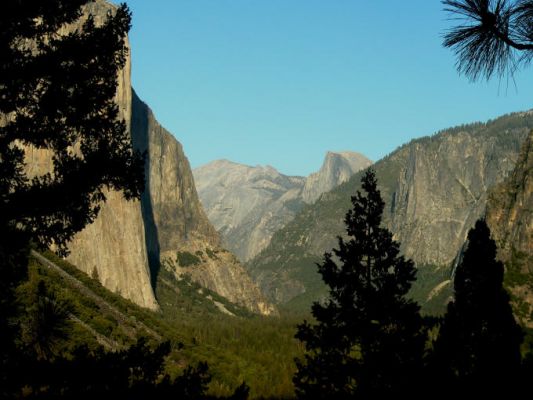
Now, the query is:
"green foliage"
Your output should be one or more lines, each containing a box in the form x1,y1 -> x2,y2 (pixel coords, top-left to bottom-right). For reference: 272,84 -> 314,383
294,170 -> 426,398
177,251 -> 202,267
22,252 -> 301,399
206,248 -> 219,260
0,1 -> 143,394
155,264 -> 303,398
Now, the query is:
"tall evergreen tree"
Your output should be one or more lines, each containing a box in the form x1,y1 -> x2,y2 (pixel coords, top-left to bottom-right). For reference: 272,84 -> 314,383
0,1 -> 143,395
433,219 -> 523,395
293,169 -> 425,399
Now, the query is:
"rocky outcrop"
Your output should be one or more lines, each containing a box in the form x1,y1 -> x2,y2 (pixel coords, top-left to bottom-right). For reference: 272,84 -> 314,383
131,95 -> 275,315
193,160 -> 306,261
301,151 -> 372,203
486,130 -> 533,325
131,92 -> 219,260
248,112 -> 533,307
193,152 -> 371,262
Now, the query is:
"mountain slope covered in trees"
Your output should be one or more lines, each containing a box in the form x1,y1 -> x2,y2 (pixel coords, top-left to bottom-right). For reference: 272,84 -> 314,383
248,112 -> 533,314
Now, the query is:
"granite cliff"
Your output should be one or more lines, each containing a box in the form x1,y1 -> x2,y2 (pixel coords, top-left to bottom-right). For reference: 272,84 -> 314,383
247,113 -> 533,309
21,0 -> 274,315
193,152 -> 371,262
486,130 -> 533,325
131,94 -> 275,315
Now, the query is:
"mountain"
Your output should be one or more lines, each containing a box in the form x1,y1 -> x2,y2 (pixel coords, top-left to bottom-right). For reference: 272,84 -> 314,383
486,130 -> 533,326
301,151 -> 372,203
247,112 -> 533,310
22,0 -> 274,315
193,152 -> 371,262
131,93 -> 275,315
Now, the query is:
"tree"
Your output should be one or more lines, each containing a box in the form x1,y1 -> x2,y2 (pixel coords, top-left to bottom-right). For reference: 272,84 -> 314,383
433,219 -> 523,395
0,0 -> 143,253
0,0 -> 143,394
20,279 -> 73,361
293,169 -> 426,399
442,0 -> 533,80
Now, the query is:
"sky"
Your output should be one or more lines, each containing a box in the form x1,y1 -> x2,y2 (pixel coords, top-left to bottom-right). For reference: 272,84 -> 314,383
123,0 -> 533,177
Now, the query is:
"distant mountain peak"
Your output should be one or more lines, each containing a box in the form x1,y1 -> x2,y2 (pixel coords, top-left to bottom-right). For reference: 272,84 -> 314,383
301,151 -> 373,204
193,149 -> 372,261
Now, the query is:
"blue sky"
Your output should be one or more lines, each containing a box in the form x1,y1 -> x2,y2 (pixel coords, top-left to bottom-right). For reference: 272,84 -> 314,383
123,0 -> 533,176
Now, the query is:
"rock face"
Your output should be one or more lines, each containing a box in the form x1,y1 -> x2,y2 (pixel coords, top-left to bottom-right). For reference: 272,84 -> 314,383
21,0 -> 158,310
131,91 -> 219,261
301,151 -> 372,203
486,130 -> 533,325
193,152 -> 371,261
193,160 -> 306,262
21,0 -> 274,315
248,113 -> 533,307
131,94 -> 275,315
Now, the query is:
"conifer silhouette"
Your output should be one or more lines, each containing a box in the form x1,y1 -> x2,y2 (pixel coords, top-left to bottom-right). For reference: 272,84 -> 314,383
294,169 -> 425,399
434,219 -> 523,395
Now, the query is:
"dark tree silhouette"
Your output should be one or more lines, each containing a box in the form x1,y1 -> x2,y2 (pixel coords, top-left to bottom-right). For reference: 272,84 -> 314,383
433,219 -> 523,396
0,0 -> 144,253
24,338 -> 214,399
443,0 -> 533,80
293,169 -> 426,399
0,1 -> 143,395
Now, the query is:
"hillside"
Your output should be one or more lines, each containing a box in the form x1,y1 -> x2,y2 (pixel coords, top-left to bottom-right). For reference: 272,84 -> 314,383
247,112 -> 533,313
25,250 -> 301,399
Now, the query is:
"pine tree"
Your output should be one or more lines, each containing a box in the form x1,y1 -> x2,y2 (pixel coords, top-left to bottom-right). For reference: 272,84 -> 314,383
442,0 -> 533,81
433,219 -> 523,395
293,169 -> 425,399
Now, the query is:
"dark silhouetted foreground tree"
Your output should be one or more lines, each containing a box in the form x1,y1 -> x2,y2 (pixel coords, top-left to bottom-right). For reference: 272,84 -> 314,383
443,0 -> 533,80
433,219 -> 523,396
0,0 -> 143,396
293,169 -> 426,399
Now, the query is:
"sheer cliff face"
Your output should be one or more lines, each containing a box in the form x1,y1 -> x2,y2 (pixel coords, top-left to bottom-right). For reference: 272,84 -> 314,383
248,113 -> 533,306
22,0 -> 273,315
486,130 -> 533,325
130,95 -> 275,315
22,0 -> 158,310
131,92 -> 219,258
193,152 -> 371,262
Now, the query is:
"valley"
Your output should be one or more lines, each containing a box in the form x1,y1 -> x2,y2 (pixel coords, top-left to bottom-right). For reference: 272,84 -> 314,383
3,0 -> 533,398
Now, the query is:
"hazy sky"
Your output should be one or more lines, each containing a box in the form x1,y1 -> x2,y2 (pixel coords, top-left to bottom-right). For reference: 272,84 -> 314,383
123,0 -> 533,176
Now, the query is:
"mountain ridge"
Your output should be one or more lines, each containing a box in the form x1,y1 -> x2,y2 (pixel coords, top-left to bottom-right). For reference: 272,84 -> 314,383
193,151 -> 372,261
247,111 -> 533,311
